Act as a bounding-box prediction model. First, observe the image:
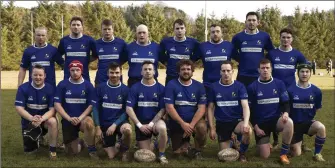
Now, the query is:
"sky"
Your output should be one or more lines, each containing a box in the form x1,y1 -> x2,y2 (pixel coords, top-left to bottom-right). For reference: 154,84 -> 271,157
10,1 -> 335,22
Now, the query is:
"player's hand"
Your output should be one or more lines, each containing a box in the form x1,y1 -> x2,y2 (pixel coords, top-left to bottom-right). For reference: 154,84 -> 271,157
31,120 -> 42,127
95,127 -> 103,141
282,112 -> 289,123
32,115 -> 42,122
106,124 -> 117,136
255,126 -> 265,137
140,125 -> 152,135
242,123 -> 250,134
209,128 -> 216,140
70,117 -> 81,125
181,122 -> 193,137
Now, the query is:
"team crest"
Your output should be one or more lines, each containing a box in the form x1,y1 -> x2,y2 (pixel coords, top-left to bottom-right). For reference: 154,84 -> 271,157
257,91 -> 263,96
139,93 -> 144,98
81,90 -> 86,96
232,92 -> 236,97
216,93 -> 222,98
222,49 -> 226,53
290,57 -> 295,62
66,90 -> 72,95
309,95 -> 314,100
67,45 -> 72,49
113,47 -> 118,51
200,94 -> 206,100
177,92 -> 182,97
153,93 -> 157,98
185,47 -> 189,53
45,54 -> 49,58
170,47 -> 176,51
99,48 -> 104,52
275,57 -> 280,61
293,95 -> 299,100
31,55 -> 36,59
80,44 -> 86,49
117,95 -> 122,101
191,93 -> 196,99
148,51 -> 153,56
103,94 -> 108,99
257,40 -> 262,45
132,51 -> 138,56
273,89 -> 277,95
28,96 -> 33,101
42,96 -> 47,101
206,50 -> 211,55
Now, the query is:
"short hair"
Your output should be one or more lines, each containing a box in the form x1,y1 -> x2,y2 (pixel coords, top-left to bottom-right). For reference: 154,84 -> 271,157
34,27 -> 47,33
210,24 -> 221,29
221,60 -> 233,70
32,64 -> 46,73
280,28 -> 293,36
101,19 -> 113,27
246,11 -> 259,20
142,61 -> 155,69
259,58 -> 272,67
108,62 -> 122,71
176,59 -> 195,72
70,16 -> 83,25
173,19 -> 185,28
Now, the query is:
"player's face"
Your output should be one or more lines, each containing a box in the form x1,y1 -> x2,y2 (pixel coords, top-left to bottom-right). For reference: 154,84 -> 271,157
210,26 -> 222,43
70,67 -> 82,80
245,15 -> 259,31
136,30 -> 149,44
141,64 -> 155,80
179,65 -> 193,81
174,23 -> 186,38
35,29 -> 47,45
280,32 -> 293,47
32,68 -> 46,87
220,64 -> 233,81
108,67 -> 121,84
259,63 -> 272,79
102,25 -> 113,40
298,68 -> 311,82
70,20 -> 83,35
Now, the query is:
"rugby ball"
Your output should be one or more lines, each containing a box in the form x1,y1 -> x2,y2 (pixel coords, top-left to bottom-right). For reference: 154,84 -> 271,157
134,149 -> 156,162
217,148 -> 239,162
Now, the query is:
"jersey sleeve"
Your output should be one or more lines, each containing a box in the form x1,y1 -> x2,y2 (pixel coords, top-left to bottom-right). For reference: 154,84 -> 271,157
89,37 -> 98,59
87,83 -> 96,106
94,86 -> 101,109
120,41 -> 128,65
231,35 -> 240,62
296,50 -> 307,64
126,85 -> 138,108
207,84 -> 215,103
159,39 -> 167,64
265,34 -> 275,51
54,82 -> 64,103
15,86 -> 26,107
159,85 -> 165,109
238,83 -> 248,100
53,49 -> 65,66
48,87 -> 55,108
314,87 -> 322,110
191,39 -> 201,62
164,82 -> 175,104
278,80 -> 289,103
57,38 -> 65,56
198,84 -> 207,105
20,49 -> 31,69
122,86 -> 130,109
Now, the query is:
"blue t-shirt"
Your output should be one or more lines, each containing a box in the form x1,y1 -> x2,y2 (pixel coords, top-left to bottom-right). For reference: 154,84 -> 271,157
208,80 -> 248,122
15,82 -> 54,128
127,80 -> 165,123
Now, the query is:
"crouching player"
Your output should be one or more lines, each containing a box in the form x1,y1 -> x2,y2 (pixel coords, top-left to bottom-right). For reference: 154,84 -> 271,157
54,60 -> 99,159
207,61 -> 252,162
126,61 -> 169,164
288,64 -> 326,161
93,62 -> 132,161
247,58 -> 293,164
15,65 -> 58,159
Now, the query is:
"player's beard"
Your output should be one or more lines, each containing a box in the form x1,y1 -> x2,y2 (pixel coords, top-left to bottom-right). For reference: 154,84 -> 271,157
211,37 -> 221,43
180,73 -> 192,81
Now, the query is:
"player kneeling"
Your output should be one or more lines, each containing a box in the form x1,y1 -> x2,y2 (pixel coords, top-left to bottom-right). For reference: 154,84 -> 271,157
288,64 -> 326,161
126,61 -> 168,164
54,60 -> 99,159
207,61 -> 252,162
93,62 -> 132,161
15,65 -> 58,159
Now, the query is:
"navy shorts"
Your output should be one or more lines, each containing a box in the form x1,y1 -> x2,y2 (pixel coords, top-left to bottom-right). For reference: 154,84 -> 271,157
291,120 -> 315,144
216,120 -> 241,142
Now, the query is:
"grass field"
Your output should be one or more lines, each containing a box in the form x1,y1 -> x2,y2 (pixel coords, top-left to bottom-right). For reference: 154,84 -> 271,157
1,69 -> 334,167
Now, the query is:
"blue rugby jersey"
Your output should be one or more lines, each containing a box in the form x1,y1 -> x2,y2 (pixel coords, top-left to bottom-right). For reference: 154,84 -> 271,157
267,47 -> 307,87
20,43 -> 64,88
287,83 -> 322,123
58,35 -> 97,81
126,80 -> 165,123
95,37 -> 127,84
164,78 -> 207,125
125,41 -> 160,79
54,78 -> 95,125
208,80 -> 248,122
232,30 -> 274,77
15,82 -> 54,128
247,78 -> 289,125
198,40 -> 234,87
160,37 -> 200,77
95,81 -> 129,128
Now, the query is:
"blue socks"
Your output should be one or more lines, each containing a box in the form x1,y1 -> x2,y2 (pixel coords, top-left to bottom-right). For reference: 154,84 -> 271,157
315,136 -> 326,155
280,143 -> 289,156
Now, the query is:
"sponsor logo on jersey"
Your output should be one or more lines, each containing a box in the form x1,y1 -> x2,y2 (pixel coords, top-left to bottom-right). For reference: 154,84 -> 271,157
31,55 -> 36,59
177,92 -> 182,97
67,45 -> 72,49
293,95 -> 299,100
132,51 -> 138,56
99,48 -> 104,52
103,94 -> 108,99
242,41 -> 247,45
28,96 -> 33,101
139,93 -> 144,98
66,90 -> 72,95
275,57 -> 280,61
170,47 -> 176,51
206,50 -> 211,55
216,93 -> 222,98
257,91 -> 263,96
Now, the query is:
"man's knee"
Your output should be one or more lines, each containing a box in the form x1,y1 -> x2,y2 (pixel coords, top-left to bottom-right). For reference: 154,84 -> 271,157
46,117 -> 58,128
195,120 -> 207,134
83,117 -> 94,131
316,122 -> 326,133
122,123 -> 132,136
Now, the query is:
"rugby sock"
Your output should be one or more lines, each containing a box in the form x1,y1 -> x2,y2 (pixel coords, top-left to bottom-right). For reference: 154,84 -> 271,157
159,152 -> 165,157
280,143 -> 289,156
239,142 -> 249,154
314,136 -> 326,155
49,146 -> 56,152
87,145 -> 97,153
119,141 -> 129,152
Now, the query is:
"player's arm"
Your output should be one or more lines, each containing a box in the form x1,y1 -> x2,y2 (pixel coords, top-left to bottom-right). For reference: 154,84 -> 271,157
150,108 -> 165,126
89,37 -> 98,62
78,83 -> 96,121
54,103 -> 71,121
265,34 -> 275,52
231,35 -> 240,62
15,106 -> 34,121
18,67 -> 27,87
18,49 -> 30,87
54,82 -> 71,121
191,40 -> 201,62
158,39 -> 167,65
241,99 -> 250,126
164,84 -> 185,125
190,86 -> 207,127
15,86 -> 34,121
54,50 -> 65,69
207,102 -> 215,130
41,107 -> 56,122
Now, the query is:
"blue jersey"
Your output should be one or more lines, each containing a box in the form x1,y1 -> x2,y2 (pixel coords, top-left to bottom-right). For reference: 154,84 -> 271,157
247,78 -> 289,124
58,35 -> 97,81
127,80 -> 165,123
15,82 -> 54,128
232,30 -> 274,77
95,81 -> 129,128
160,37 -> 200,77
125,41 -> 160,79
287,83 -> 322,123
267,48 -> 307,87
54,78 -> 95,124
208,80 -> 248,122
164,79 -> 207,125
198,41 -> 234,87
95,37 -> 127,84
20,44 -> 64,89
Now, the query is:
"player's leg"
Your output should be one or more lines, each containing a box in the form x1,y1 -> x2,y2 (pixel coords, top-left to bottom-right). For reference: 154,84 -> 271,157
153,119 -> 168,164
308,121 -> 326,161
43,117 -> 58,159
169,125 -> 189,157
135,124 -> 153,150
192,119 -> 207,160
79,116 -> 99,159
234,121 -> 253,162
61,121 -> 81,155
118,122 -> 132,162
255,121 -> 272,159
216,121 -> 232,150
101,126 -> 119,159
276,117 -> 294,164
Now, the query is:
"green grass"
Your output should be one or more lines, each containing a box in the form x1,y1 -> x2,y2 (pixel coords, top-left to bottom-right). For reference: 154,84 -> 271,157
1,89 -> 334,167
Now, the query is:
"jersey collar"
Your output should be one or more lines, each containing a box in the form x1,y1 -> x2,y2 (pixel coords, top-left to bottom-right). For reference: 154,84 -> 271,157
68,77 -> 84,84
178,78 -> 192,86
278,45 -> 293,52
257,77 -> 273,84
219,79 -> 234,86
141,79 -> 156,87
173,36 -> 186,42
102,36 -> 115,42
31,81 -> 45,90
107,80 -> 121,88
33,43 -> 48,49
244,28 -> 259,35
209,39 -> 224,45
296,82 -> 311,89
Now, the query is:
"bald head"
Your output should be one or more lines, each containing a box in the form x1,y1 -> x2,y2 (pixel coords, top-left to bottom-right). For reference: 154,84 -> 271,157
34,27 -> 47,47
136,24 -> 149,45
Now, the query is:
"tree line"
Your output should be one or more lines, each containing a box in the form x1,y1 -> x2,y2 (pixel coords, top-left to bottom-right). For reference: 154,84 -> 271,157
1,1 -> 334,70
